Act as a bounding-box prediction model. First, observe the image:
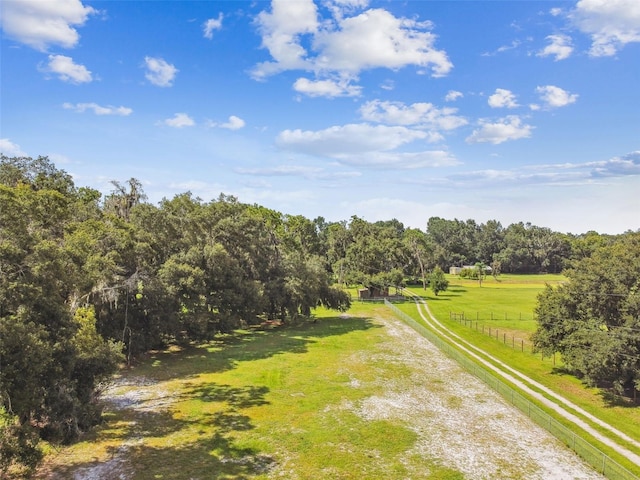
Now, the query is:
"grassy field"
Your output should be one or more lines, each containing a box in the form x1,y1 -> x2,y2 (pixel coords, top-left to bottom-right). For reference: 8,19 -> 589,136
401,273 -> 640,468
32,274 -> 640,479
411,273 -> 565,351
36,305 -> 466,480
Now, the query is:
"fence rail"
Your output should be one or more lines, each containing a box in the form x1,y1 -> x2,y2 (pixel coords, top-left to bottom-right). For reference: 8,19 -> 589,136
385,299 -> 639,480
450,311 -> 536,322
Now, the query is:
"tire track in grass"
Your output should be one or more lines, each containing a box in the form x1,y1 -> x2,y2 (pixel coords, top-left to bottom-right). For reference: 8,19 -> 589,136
406,291 -> 640,468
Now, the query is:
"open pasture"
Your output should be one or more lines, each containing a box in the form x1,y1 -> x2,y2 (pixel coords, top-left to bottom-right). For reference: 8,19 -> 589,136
404,273 -> 640,468
35,303 -> 602,480
410,274 -> 566,339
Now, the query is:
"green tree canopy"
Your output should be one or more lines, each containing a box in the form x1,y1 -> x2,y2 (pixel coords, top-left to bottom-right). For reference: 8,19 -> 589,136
532,231 -> 640,394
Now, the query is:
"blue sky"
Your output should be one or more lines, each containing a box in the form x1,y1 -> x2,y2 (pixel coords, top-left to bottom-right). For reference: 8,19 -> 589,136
1,0 -> 639,235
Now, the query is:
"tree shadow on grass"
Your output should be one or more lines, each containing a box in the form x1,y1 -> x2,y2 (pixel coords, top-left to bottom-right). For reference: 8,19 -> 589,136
551,367 -> 639,409
126,315 -> 380,382
425,287 -> 467,302
598,387 -> 640,409
40,382 -> 274,479
37,316 -> 380,478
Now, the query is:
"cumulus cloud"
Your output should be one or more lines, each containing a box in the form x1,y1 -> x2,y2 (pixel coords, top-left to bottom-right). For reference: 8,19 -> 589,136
40,54 -> 92,83
466,116 -> 533,144
219,116 -> 246,130
359,100 -> 467,131
160,113 -> 195,128
63,102 -> 132,115
203,13 -> 223,39
293,77 -> 362,97
536,85 -> 578,108
0,0 -> 96,51
252,0 -> 452,96
571,0 -> 640,56
445,90 -> 463,102
0,138 -> 27,156
276,123 -> 428,157
275,123 -> 459,169
144,56 -> 178,87
537,34 -> 574,60
488,88 -> 519,108
252,0 -> 319,77
312,8 -> 452,76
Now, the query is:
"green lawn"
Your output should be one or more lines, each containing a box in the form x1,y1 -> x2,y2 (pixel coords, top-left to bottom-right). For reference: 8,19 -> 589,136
410,274 -> 563,350
37,306 -> 462,480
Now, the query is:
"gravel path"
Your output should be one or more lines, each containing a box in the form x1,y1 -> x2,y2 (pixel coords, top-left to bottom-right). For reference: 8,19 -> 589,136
342,314 -> 606,479
410,294 -> 640,467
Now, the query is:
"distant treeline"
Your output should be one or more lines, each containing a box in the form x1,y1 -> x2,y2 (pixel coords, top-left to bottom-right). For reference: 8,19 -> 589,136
1,155 -> 638,473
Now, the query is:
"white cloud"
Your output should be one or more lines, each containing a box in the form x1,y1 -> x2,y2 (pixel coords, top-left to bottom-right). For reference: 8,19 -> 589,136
275,123 -> 459,169
572,0 -> 640,56
449,151 -> 640,185
293,77 -> 362,97
63,102 -> 132,116
588,150 -> 640,177
203,13 -> 223,39
276,123 -> 428,157
161,113 -> 195,128
41,54 -> 92,83
488,88 -> 519,108
481,40 -> 521,57
324,0 -> 370,20
536,85 -> 578,108
333,150 -> 460,169
313,8 -> 452,77
0,138 -> 27,156
445,90 -> 463,102
380,79 -> 395,91
466,116 -> 533,144
252,0 -> 319,78
537,34 -> 574,61
359,100 -> 467,131
207,116 -> 246,130
0,0 -> 96,51
235,164 -> 361,180
144,56 -> 178,87
220,115 -> 246,130
252,1 -> 452,90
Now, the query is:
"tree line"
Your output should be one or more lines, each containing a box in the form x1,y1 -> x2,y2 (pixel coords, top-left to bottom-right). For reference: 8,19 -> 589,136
0,155 -> 637,473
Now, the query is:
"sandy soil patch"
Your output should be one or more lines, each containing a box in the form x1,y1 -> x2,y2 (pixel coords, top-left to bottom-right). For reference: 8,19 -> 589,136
339,317 -> 604,479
